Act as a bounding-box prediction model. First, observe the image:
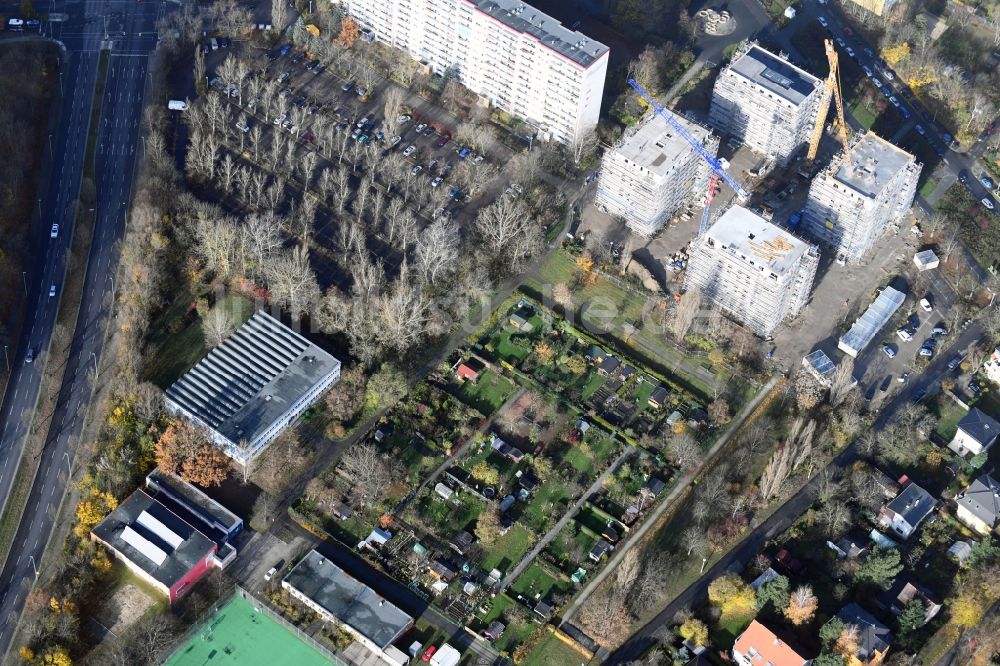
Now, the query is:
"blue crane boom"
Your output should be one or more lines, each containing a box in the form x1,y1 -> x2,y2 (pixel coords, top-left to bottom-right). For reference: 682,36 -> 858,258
627,78 -> 750,202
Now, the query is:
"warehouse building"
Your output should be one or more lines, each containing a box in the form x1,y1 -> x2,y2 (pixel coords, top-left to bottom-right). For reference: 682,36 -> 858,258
838,286 -> 906,357
685,206 -> 819,337
708,43 -> 823,165
165,311 -> 341,466
802,132 -> 921,262
595,112 -> 719,236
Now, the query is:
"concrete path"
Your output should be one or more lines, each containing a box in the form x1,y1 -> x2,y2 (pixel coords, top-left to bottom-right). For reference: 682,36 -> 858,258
559,373 -> 782,625
500,443 -> 636,589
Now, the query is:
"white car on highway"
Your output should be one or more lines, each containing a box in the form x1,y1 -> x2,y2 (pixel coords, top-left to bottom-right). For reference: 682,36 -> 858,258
50,224 -> 59,238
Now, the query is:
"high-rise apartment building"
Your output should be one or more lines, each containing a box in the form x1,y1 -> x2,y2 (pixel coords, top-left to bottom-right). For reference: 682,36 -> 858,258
333,0 -> 609,144
708,44 -> 822,165
595,112 -> 719,237
802,132 -> 920,262
685,206 -> 819,337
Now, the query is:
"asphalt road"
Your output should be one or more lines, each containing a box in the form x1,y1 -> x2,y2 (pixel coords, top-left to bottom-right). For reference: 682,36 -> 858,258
0,0 -> 162,656
606,320 -> 985,664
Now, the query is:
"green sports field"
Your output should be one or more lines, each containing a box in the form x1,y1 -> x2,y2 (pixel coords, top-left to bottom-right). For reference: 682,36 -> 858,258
165,595 -> 332,666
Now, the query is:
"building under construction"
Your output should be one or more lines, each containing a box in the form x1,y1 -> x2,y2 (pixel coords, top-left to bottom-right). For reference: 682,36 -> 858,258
802,132 -> 920,262
708,43 -> 823,166
595,112 -> 719,237
685,205 -> 819,337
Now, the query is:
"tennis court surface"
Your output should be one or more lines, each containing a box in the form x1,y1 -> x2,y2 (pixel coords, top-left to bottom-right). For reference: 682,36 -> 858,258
165,594 -> 332,665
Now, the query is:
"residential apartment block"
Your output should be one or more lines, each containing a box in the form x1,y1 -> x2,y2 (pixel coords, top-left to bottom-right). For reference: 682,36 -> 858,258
333,0 -> 609,144
685,206 -> 819,338
802,132 -> 921,261
595,112 -> 719,236
708,43 -> 822,165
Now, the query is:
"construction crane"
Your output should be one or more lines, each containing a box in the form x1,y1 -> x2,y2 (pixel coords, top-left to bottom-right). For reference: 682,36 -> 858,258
806,39 -> 851,164
627,78 -> 749,238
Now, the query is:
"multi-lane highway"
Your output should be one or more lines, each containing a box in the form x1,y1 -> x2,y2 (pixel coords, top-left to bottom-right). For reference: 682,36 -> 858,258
0,0 -> 161,655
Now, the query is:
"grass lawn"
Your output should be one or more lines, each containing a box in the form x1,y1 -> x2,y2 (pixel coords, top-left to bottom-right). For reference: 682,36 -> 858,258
454,369 -> 516,416
511,562 -> 571,602
481,524 -> 535,573
849,99 -> 877,129
934,398 -> 968,441
522,481 -> 573,533
478,594 -> 537,654
919,177 -> 939,199
144,293 -> 254,388
580,372 -> 605,400
521,629 -> 593,666
561,436 -> 620,478
713,612 -> 756,650
410,492 -> 485,535
493,329 -> 534,365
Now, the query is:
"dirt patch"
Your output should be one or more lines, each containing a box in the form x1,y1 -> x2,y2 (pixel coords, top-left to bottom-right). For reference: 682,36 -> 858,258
94,583 -> 156,637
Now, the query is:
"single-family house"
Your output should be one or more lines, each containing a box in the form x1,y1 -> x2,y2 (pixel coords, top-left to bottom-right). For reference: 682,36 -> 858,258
732,620 -> 809,666
589,539 -> 614,562
585,345 -> 606,363
428,558 -> 458,582
955,474 -> 1000,535
949,408 -> 1000,456
508,308 -> 534,331
641,477 -> 667,500
484,621 -> 506,642
877,576 -> 942,625
533,598 -> 554,620
620,365 -> 637,381
877,481 -> 936,540
834,603 -> 893,665
648,386 -> 669,409
598,355 -> 621,376
829,529 -> 872,560
750,567 -> 781,591
449,531 -> 476,555
330,501 -> 354,521
455,358 -> 485,383
602,521 -> 622,544
984,348 -> 1000,385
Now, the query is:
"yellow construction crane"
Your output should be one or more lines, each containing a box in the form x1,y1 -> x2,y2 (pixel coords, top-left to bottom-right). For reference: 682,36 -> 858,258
806,39 -> 851,163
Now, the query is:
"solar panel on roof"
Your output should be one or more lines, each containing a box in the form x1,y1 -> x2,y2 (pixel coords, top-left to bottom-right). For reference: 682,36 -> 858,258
136,510 -> 184,549
121,525 -> 168,566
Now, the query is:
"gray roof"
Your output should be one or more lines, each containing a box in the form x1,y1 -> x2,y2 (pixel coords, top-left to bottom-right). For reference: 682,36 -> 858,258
957,474 -> 1000,526
91,490 -> 216,589
610,112 -> 715,178
145,467 -> 242,544
836,603 -> 892,660
803,349 -> 835,376
729,45 -> 821,106
839,286 -> 906,355
957,408 -> 1000,446
831,132 -> 915,199
469,0 -> 609,69
283,550 -> 413,649
165,311 -> 340,447
886,482 -> 936,529
706,206 -> 816,275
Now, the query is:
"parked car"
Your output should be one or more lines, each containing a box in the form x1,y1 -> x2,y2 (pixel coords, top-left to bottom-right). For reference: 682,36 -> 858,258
396,114 -> 411,124
932,326 -> 947,336
411,165 -> 423,176
896,328 -> 914,342
436,134 -> 451,147
919,346 -> 934,357
947,355 -> 963,370
889,96 -> 900,107
919,297 -> 932,312
341,81 -> 354,92
846,46 -> 855,57
916,124 -> 925,135
981,175 -> 996,189
264,567 -> 277,581
422,646 -> 437,662
458,147 -> 471,159
883,344 -> 897,358
279,43 -> 292,56
880,376 -> 892,392
863,65 -> 873,77
403,144 -> 416,156
356,86 -> 367,97
430,176 -> 443,187
818,16 -> 828,27
415,123 -> 427,133
982,197 -> 996,211
836,37 -> 846,48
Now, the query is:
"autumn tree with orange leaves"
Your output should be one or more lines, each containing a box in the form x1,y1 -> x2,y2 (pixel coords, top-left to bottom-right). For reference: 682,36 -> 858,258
156,419 -> 230,487
337,17 -> 360,48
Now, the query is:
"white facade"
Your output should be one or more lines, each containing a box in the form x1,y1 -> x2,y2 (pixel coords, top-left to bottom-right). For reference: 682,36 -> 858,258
333,0 -> 609,144
684,206 -> 819,337
595,112 -> 718,236
984,348 -> 1000,385
709,44 -> 822,165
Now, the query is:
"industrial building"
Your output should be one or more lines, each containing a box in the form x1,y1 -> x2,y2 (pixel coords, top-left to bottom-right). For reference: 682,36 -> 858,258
165,311 -> 341,466
283,550 -> 414,659
331,0 -> 609,144
802,132 -> 921,262
684,206 -> 819,337
708,43 -> 823,165
838,286 -> 906,357
595,112 -> 719,236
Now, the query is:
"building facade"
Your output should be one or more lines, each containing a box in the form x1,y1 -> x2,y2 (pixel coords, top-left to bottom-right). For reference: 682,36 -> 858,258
165,311 -> 341,466
956,474 -> 1000,535
333,0 -> 609,144
595,112 -> 718,236
684,206 -> 819,338
708,43 -> 822,165
802,132 -> 920,262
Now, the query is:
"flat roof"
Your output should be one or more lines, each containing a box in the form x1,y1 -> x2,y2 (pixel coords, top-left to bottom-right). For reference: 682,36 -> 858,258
612,112 -> 714,177
707,205 -> 814,275
283,550 -> 413,650
803,349 -> 835,376
468,0 -> 609,68
164,594 -> 332,666
839,286 -> 905,354
831,132 -> 914,198
92,490 -> 215,589
729,45 -> 820,106
146,468 -> 242,543
165,311 -> 340,446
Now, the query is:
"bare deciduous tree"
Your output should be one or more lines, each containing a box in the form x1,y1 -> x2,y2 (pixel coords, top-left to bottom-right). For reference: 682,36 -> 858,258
414,217 -> 460,285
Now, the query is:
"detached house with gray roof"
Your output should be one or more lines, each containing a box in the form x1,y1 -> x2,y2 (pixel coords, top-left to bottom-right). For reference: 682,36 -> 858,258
956,474 -> 1000,535
949,407 -> 1000,457
834,603 -> 893,664
878,481 -> 936,540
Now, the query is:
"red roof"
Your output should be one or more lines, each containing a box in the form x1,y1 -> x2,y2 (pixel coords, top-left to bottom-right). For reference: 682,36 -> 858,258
456,363 -> 480,381
733,620 -> 809,666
